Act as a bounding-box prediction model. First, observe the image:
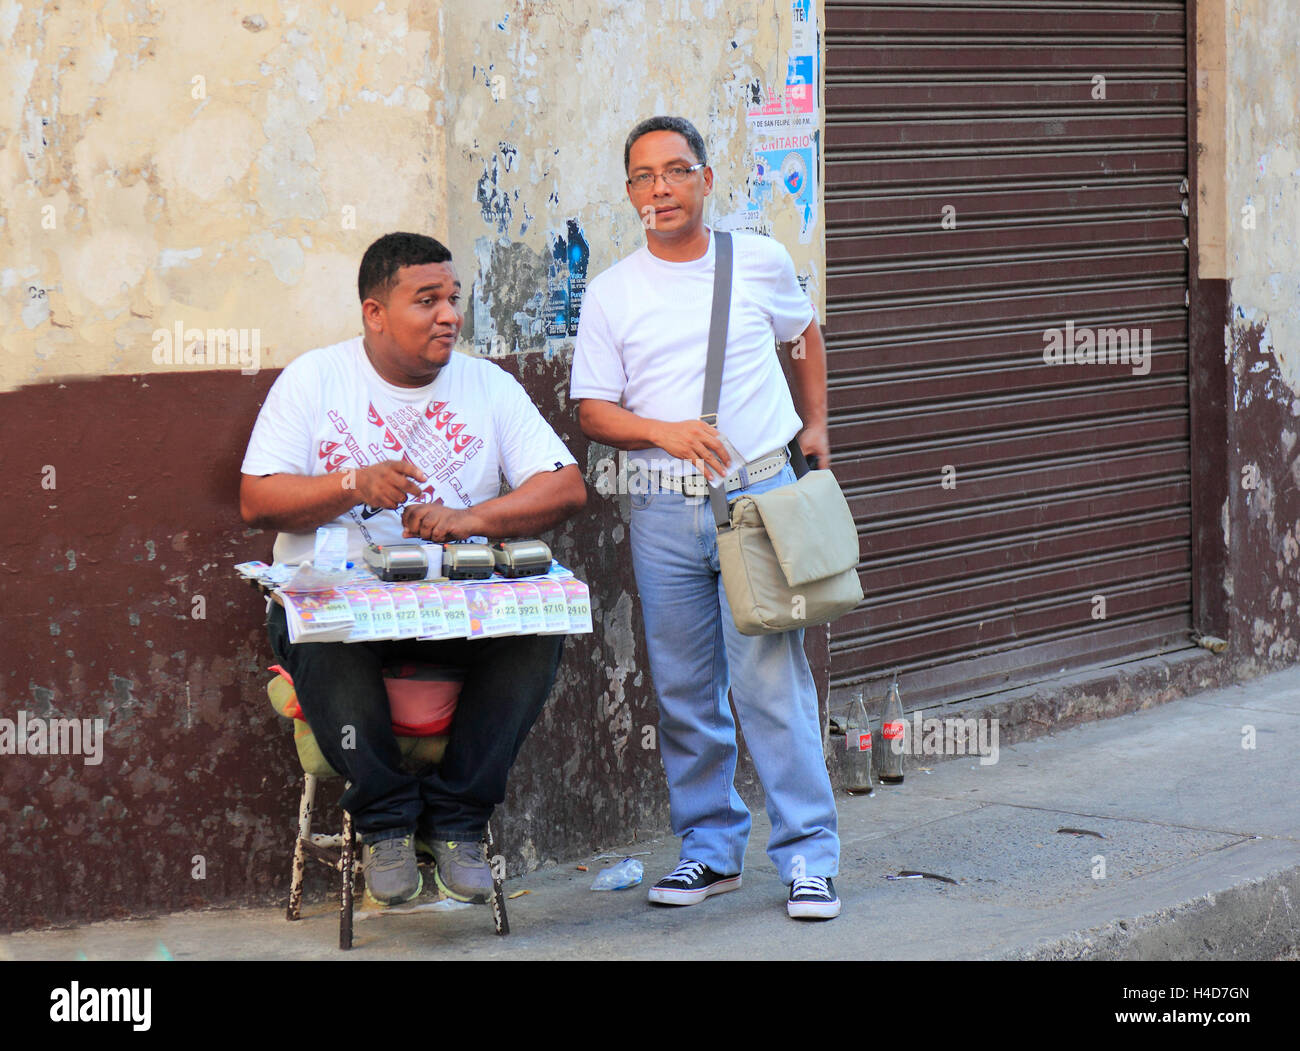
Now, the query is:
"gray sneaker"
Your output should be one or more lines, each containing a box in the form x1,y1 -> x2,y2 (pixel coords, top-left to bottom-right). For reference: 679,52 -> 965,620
421,838 -> 493,904
360,834 -> 421,905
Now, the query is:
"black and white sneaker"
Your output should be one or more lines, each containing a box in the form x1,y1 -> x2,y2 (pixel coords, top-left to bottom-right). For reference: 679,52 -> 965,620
647,859 -> 742,905
787,875 -> 841,919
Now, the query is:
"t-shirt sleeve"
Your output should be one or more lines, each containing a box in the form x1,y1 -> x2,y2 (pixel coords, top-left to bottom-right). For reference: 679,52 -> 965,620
240,359 -> 317,477
761,238 -> 817,343
493,370 -> 578,489
570,292 -> 628,403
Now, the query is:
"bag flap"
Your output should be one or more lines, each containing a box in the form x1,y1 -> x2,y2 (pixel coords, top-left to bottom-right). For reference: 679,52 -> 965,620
750,470 -> 860,586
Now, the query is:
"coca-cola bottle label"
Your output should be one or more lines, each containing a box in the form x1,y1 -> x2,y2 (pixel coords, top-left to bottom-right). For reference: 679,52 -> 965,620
882,721 -> 905,740
846,731 -> 872,752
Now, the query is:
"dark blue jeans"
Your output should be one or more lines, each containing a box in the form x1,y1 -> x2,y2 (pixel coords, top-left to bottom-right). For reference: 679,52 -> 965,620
268,602 -> 563,843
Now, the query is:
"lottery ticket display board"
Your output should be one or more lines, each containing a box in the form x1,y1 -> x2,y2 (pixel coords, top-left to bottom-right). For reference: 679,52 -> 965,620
235,561 -> 593,645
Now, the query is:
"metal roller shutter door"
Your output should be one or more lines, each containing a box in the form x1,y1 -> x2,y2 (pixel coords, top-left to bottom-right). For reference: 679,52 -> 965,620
823,1 -> 1193,704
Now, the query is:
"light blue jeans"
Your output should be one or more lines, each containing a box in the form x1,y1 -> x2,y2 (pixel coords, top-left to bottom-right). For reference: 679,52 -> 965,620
628,463 -> 840,882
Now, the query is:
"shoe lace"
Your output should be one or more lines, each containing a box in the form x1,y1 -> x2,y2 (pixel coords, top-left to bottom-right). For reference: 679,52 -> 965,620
791,875 -> 829,898
663,859 -> 706,885
368,836 -> 412,873
446,840 -> 486,865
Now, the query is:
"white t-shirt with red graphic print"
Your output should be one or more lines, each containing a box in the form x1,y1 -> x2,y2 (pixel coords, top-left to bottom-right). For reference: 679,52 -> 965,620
241,337 -> 576,564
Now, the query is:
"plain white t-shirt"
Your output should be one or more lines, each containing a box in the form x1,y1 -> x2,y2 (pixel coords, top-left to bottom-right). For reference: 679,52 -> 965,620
241,337 -> 576,564
570,229 -> 815,472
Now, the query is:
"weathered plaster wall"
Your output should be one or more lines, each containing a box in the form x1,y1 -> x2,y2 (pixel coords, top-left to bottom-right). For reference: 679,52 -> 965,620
443,0 -> 823,362
1,0 -> 456,931
1,0 -> 447,390
1225,3 -> 1300,398
1220,0 -> 1300,665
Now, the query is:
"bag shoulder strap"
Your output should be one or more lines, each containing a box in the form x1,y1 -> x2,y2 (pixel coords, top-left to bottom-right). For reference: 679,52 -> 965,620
702,231 -> 811,529
700,230 -> 732,428
703,232 -> 733,530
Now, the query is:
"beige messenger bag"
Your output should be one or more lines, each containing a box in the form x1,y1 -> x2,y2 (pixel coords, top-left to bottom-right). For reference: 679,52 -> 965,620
704,232 -> 864,636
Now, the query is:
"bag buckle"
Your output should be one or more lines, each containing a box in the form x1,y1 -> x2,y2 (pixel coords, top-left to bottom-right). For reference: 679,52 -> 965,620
699,413 -> 718,427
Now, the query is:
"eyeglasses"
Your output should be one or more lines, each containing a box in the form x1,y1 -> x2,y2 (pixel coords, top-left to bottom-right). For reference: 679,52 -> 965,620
626,162 -> 705,190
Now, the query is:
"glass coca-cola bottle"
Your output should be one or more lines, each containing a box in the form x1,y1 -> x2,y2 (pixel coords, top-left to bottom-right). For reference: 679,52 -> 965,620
843,689 -> 874,794
878,678 -> 905,784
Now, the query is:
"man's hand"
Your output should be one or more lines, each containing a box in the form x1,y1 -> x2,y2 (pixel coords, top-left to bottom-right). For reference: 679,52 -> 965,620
353,459 -> 427,510
796,420 -> 831,469
403,465 -> 585,543
578,401 -> 735,479
649,419 -> 732,480
401,500 -> 484,543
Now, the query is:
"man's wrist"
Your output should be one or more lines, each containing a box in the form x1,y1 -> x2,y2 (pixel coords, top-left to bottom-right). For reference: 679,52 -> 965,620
643,419 -> 666,449
339,467 -> 363,509
460,506 -> 488,539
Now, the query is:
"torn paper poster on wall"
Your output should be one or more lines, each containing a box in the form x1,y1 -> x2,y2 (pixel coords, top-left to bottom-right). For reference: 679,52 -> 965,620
718,0 -> 821,244
545,219 -> 590,340
750,140 -> 818,244
465,218 -> 590,357
748,59 -> 816,131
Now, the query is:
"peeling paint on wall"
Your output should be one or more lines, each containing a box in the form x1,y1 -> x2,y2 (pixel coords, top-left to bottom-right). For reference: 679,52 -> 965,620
476,146 -> 518,235
1,1 -> 446,391
1225,0 -> 1300,400
446,0 -> 824,363
466,237 -> 549,356
1218,1 -> 1300,668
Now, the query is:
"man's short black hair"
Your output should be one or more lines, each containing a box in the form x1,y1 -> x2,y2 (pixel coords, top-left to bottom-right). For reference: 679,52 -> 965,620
624,116 -> 707,174
358,232 -> 453,303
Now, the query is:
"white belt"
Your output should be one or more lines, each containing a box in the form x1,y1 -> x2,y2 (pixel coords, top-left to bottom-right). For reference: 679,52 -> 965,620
658,448 -> 789,497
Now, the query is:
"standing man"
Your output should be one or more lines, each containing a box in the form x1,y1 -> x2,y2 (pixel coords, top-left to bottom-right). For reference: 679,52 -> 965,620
241,232 -> 586,906
571,117 -> 841,919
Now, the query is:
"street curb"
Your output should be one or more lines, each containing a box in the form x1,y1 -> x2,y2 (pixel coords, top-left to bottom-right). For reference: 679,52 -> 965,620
999,863 -> 1300,961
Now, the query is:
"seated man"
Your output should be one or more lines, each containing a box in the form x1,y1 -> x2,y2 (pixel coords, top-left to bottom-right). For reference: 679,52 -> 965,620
240,231 -> 586,905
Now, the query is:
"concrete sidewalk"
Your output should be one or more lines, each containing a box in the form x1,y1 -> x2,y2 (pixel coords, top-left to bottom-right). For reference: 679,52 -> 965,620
4,667 -> 1298,961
